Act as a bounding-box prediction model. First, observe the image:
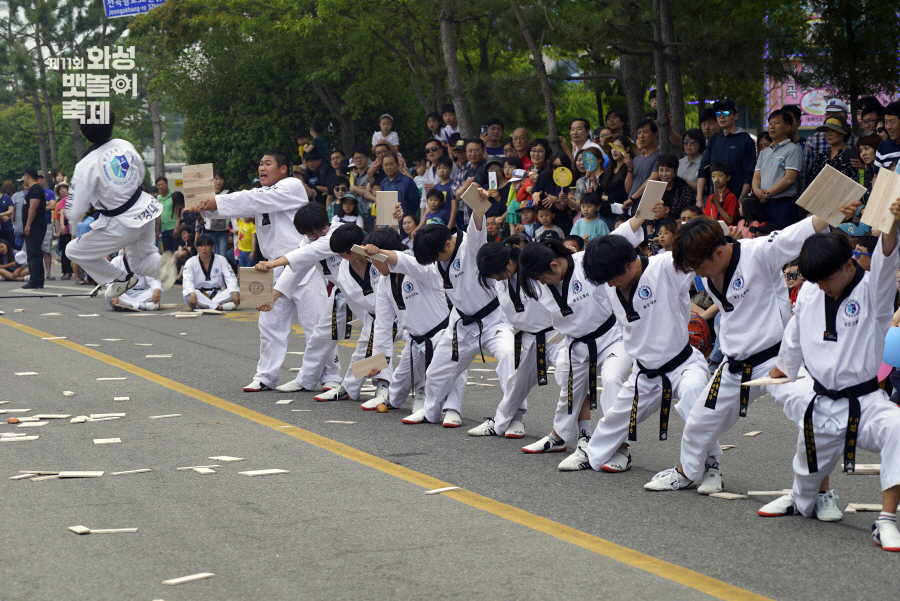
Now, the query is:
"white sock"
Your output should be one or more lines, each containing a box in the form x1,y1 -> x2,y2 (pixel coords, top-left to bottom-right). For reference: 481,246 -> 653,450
878,511 -> 896,523
578,420 -> 590,434
550,432 -> 564,443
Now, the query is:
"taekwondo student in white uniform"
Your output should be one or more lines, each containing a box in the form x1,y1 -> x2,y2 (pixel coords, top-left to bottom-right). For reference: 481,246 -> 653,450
313,223 -> 395,403
65,108 -> 169,299
187,149 -> 328,392
580,212 -> 713,473
645,214 -> 835,494
468,235 -> 562,440
386,204 -> 515,428
760,211 -> 900,552
182,234 -> 240,310
105,251 -> 163,311
255,203 -> 344,393
361,228 -> 466,415
516,237 -> 632,470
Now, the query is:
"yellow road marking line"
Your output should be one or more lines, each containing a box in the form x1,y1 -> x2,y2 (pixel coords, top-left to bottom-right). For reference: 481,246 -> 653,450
1,315 -> 771,601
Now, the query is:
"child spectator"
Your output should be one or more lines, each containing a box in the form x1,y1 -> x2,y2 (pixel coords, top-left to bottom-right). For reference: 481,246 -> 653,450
563,235 -> 584,253
484,156 -> 509,220
53,182 -> 73,280
236,217 -> 257,267
855,233 -> 877,271
679,205 -> 703,224
400,214 -> 416,249
570,192 -> 610,242
0,239 -> 27,281
658,153 -> 696,219
413,159 -> 428,197
441,103 -> 460,143
515,199 -> 540,239
426,112 -> 444,143
174,227 -> 196,283
703,162 -> 739,225
735,195 -> 771,239
372,114 -> 400,154
334,193 -> 364,228
782,259 -> 803,308
654,219 -> 678,253
424,189 -> 452,225
504,165 -> 525,232
431,155 -> 459,228
535,206 -> 565,240
305,120 -> 328,159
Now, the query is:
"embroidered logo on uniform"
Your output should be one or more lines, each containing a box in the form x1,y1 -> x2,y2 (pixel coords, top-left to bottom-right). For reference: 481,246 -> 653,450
844,300 -> 861,317
371,268 -> 379,279
572,280 -> 583,293
213,268 -> 219,275
732,276 -> 744,291
100,147 -> 139,188
638,285 -> 652,300
403,281 -> 414,292
453,258 -> 461,270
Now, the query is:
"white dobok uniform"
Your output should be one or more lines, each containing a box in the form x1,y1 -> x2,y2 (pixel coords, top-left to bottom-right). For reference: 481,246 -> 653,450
182,254 -> 239,309
105,254 -> 162,310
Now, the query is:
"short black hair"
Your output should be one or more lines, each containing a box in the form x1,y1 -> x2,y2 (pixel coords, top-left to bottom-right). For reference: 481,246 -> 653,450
571,117 -> 591,131
213,170 -> 225,180
426,188 -> 446,205
684,128 -> 707,153
310,120 -> 325,134
435,155 -> 454,169
580,191 -> 599,206
412,223 -> 454,265
80,108 -> 116,144
196,234 -> 215,247
681,205 -> 703,217
657,153 -> 679,171
467,138 -> 485,150
504,156 -> 523,170
856,234 -> 878,253
768,109 -> 794,127
329,222 -> 365,254
518,239 -> 573,300
442,103 -> 456,115
699,108 -> 717,124
564,235 -> 585,251
485,117 -> 504,130
292,202 -> 330,235
364,226 -> 405,252
263,149 -> 290,169
636,118 -> 658,134
583,233 -> 638,285
155,176 -> 168,185
352,144 -> 370,157
782,104 -> 802,122
476,240 -> 520,290
649,90 -> 657,99
798,233 -> 853,283
885,101 -> 900,119
671,216 -> 727,273
862,104 -> 884,120
710,162 -> 731,176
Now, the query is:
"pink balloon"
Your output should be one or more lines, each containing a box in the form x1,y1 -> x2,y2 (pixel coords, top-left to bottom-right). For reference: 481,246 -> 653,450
878,361 -> 893,382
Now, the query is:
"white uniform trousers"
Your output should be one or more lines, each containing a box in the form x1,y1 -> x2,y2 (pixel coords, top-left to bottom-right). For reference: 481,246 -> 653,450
341,312 -> 394,398
491,336 -> 565,436
680,357 -> 776,481
253,269 -> 334,388
772,379 -> 900,517
587,347 -> 712,469
65,218 -> 159,286
387,329 -> 466,410
107,287 -> 156,311
184,289 -> 232,310
421,319 -> 515,423
551,339 -> 631,443
294,287 -> 345,389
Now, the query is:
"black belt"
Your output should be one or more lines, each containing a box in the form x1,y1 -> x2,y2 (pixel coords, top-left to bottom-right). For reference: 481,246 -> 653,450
805,378 -> 878,474
514,326 -> 554,386
631,344 -> 693,441
705,342 -> 780,417
408,316 -> 451,393
365,312 -> 376,358
451,297 -> 500,363
331,289 -> 352,340
199,287 -> 219,299
97,186 -> 143,217
567,313 -> 617,414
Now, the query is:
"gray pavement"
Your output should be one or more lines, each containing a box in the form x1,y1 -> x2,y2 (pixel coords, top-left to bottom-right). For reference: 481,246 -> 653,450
0,280 -> 896,601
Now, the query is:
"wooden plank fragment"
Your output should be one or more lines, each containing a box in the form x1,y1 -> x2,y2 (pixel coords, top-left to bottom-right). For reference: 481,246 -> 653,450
163,572 -> 215,585
239,469 -> 289,476
425,486 -> 461,495
111,469 -> 152,476
796,164 -> 866,226
58,471 -> 104,478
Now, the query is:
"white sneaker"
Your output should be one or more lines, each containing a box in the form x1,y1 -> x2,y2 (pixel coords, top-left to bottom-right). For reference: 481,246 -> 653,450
601,449 -> 633,473
374,381 -> 389,403
361,397 -> 394,411
411,389 -> 425,413
138,302 -> 160,311
321,381 -> 341,392
758,493 -> 797,517
521,435 -> 566,454
105,275 -> 138,299
558,447 -> 591,471
221,301 -> 236,311
814,490 -> 843,522
314,386 -> 351,402
468,418 -> 497,436
644,467 -> 695,491
697,462 -> 724,495
505,418 -> 525,439
402,409 -> 429,424
275,381 -> 314,393
242,379 -> 272,392
872,520 -> 900,552
158,251 -> 177,290
442,410 -> 462,428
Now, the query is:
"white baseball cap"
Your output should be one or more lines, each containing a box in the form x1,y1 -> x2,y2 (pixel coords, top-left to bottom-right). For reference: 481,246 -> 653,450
825,98 -> 850,114
508,169 -> 527,183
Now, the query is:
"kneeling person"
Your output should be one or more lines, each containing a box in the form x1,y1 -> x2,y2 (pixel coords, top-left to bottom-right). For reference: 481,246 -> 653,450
107,250 -> 163,311
183,235 -> 240,311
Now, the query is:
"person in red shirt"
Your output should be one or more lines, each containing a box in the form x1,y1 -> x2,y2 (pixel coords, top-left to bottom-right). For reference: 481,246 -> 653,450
703,162 -> 739,225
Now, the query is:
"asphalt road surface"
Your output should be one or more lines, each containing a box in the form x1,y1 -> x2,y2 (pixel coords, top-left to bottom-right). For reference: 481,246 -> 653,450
0,280 -> 895,601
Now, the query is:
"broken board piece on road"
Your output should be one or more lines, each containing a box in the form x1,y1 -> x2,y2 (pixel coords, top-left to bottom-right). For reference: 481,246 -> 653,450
425,486 -> 461,495
148,414 -> 181,419
15,372 -> 38,376
93,438 -> 122,445
177,465 -> 220,471
9,473 -> 36,480
2,436 -> 39,442
113,397 -> 129,401
41,312 -> 60,316
181,163 -> 215,206
70,416 -> 88,424
796,164 -> 867,227
375,190 -> 398,226
239,267 -> 275,306
275,399 -> 293,405
859,167 -> 900,234
351,244 -> 388,263
175,313 -> 199,319
350,352 -> 388,379
845,503 -> 883,513
324,420 -> 356,424
133,343 -> 153,346
31,475 -> 58,481
17,422 -> 48,427
720,444 -> 736,451
101,339 -> 123,342
195,308 -> 225,315
163,572 -> 215,586
747,490 -> 793,497
208,456 -> 245,462
635,179 -> 668,220
743,431 -> 762,437
192,467 -> 216,475
111,469 -> 152,476
460,184 -> 493,217
69,525 -> 137,535
90,413 -> 126,418
32,414 -> 70,419
238,469 -> 289,477
146,354 -> 173,358
58,471 -> 104,478
709,492 -> 747,500
848,464 -> 880,475
96,377 -> 127,381
42,336 -> 66,340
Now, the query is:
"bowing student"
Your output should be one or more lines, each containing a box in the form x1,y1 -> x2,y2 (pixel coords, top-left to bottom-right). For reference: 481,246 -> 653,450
182,235 -> 240,310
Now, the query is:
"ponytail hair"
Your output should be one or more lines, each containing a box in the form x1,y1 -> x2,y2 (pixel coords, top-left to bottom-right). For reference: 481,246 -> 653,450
518,238 -> 573,299
476,237 -> 525,290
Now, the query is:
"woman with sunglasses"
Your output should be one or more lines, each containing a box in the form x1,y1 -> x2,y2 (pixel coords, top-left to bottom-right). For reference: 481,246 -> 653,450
678,128 -> 706,191
516,138 -> 551,208
532,152 -> 575,235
